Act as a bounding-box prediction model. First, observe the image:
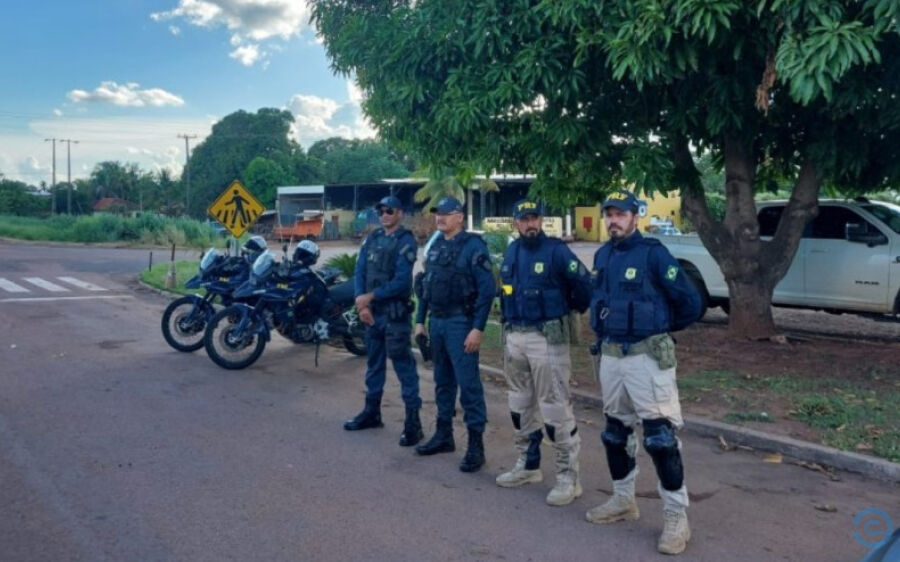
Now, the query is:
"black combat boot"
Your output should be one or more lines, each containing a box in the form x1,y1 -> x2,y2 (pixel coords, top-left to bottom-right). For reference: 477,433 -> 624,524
459,429 -> 485,473
398,408 -> 424,447
415,419 -> 455,455
343,396 -> 384,431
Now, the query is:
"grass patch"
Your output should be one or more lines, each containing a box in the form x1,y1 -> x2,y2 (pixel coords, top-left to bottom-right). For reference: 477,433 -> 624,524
723,411 -> 774,424
140,260 -> 202,295
676,369 -> 900,462
0,213 -> 223,248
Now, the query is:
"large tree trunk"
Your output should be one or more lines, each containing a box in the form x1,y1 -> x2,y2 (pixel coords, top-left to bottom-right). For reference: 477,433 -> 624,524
674,135 -> 820,340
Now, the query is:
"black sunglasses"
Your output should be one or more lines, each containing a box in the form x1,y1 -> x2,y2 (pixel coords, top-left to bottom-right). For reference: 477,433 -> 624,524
377,208 -> 396,216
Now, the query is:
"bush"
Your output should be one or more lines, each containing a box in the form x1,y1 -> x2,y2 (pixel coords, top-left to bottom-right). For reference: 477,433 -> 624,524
324,252 -> 358,279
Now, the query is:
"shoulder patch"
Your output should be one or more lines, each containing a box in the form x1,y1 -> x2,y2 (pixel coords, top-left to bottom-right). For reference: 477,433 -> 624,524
665,265 -> 679,281
568,259 -> 579,273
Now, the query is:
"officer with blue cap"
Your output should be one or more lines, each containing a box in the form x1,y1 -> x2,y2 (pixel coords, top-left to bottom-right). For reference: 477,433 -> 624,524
344,195 -> 424,448
414,196 -> 496,473
585,189 -> 702,555
496,198 -> 591,507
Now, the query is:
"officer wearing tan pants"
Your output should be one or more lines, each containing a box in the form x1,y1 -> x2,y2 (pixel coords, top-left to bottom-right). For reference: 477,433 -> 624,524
496,199 -> 591,506
586,190 -> 702,555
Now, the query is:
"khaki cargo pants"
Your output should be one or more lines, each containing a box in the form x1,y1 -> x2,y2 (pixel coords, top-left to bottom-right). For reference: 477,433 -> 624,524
597,336 -> 684,429
503,326 -> 580,475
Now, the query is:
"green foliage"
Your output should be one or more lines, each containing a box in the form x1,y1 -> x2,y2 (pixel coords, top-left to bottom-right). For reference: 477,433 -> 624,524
324,252 -> 359,279
308,137 -> 411,184
0,213 -> 219,248
311,0 -> 900,200
187,108 -> 298,217
0,180 -> 48,216
243,157 -> 294,207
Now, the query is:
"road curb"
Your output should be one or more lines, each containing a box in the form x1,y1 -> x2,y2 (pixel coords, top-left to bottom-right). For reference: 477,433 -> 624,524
475,363 -> 900,483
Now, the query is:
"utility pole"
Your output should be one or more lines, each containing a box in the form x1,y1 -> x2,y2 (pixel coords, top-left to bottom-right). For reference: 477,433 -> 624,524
44,138 -> 58,214
60,139 -> 79,214
178,134 -> 197,216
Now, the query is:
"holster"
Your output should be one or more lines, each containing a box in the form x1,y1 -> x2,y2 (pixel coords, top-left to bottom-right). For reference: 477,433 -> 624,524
415,333 -> 432,363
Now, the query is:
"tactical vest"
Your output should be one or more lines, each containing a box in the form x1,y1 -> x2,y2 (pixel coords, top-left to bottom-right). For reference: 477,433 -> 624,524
422,232 -> 476,316
500,238 -> 568,323
590,238 -> 672,339
364,227 -> 411,296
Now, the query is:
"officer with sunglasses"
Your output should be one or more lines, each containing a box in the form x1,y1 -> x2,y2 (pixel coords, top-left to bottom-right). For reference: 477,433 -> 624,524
344,195 -> 424,448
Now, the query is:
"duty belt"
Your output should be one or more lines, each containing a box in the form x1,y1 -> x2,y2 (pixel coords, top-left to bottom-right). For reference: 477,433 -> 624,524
601,337 -> 652,358
505,324 -> 541,333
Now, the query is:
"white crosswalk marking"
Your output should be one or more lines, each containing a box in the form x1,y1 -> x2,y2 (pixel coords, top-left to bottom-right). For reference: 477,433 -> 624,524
57,277 -> 108,291
23,277 -> 69,292
0,278 -> 30,293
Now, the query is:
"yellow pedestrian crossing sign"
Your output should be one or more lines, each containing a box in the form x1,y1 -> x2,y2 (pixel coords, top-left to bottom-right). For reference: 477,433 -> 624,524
208,180 -> 265,238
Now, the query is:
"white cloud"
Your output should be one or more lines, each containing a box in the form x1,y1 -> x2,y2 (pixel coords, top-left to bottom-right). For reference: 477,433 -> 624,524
229,44 -> 261,66
68,81 -> 185,108
152,0 -> 310,66
286,80 -> 377,148
0,116 -> 213,184
169,25 -> 181,35
53,108 -> 63,117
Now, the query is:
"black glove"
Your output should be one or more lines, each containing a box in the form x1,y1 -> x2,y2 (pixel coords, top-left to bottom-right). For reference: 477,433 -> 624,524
589,341 -> 601,356
415,333 -> 432,363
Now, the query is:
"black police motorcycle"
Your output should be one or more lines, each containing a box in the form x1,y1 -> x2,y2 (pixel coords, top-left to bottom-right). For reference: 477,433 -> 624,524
160,246 -> 253,352
203,245 -> 366,370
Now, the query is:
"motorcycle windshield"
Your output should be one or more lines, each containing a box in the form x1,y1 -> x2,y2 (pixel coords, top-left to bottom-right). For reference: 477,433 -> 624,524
199,249 -> 221,272
251,251 -> 276,279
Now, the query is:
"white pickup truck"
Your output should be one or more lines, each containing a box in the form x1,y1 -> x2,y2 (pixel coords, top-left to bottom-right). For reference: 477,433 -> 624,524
656,198 -> 900,319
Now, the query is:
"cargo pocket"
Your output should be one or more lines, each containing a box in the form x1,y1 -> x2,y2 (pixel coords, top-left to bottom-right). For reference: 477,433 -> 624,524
386,321 -> 412,360
649,363 -> 679,419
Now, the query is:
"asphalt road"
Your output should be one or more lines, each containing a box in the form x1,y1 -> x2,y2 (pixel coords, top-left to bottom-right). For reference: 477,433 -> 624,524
0,241 -> 897,561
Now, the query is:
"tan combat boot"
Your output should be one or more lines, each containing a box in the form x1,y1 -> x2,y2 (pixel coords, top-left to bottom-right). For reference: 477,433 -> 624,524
658,509 -> 691,555
585,492 -> 640,524
546,472 -> 582,506
496,458 -> 542,488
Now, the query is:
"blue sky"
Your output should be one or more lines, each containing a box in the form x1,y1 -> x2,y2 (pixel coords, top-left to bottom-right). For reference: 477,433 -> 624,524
0,1 -> 372,185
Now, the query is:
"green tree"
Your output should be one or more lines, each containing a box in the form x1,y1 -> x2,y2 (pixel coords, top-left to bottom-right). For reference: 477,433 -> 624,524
0,179 -> 46,216
187,108 -> 296,217
312,0 -> 900,339
308,137 -> 410,184
243,157 -> 294,207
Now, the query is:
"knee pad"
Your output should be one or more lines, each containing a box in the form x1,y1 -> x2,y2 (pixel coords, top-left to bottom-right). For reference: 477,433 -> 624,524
510,411 -> 522,430
601,416 -> 636,480
642,418 -> 684,491
542,423 -> 578,444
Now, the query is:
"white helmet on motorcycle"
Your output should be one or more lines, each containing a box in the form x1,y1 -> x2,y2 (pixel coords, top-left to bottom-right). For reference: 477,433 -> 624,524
293,239 -> 320,267
241,235 -> 268,264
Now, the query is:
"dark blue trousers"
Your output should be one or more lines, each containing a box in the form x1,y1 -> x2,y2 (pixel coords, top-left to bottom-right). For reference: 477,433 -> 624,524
429,315 -> 487,432
364,313 -> 421,409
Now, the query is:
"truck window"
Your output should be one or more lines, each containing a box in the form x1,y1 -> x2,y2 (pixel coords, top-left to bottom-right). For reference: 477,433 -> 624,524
757,206 -> 784,237
810,207 -> 875,239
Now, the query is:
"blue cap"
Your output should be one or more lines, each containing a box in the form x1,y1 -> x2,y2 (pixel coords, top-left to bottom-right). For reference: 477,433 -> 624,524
375,195 -> 402,211
513,199 -> 543,219
602,190 -> 640,213
430,196 -> 464,214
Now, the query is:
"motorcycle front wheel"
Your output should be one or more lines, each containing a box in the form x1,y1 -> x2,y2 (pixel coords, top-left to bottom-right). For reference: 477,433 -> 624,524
204,306 -> 266,370
161,296 -> 213,352
343,322 -> 366,356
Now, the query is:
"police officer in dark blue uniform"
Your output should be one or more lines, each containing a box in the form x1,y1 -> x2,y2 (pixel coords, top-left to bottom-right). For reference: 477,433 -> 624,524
414,196 -> 495,473
344,195 -> 423,447
584,190 -> 702,555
